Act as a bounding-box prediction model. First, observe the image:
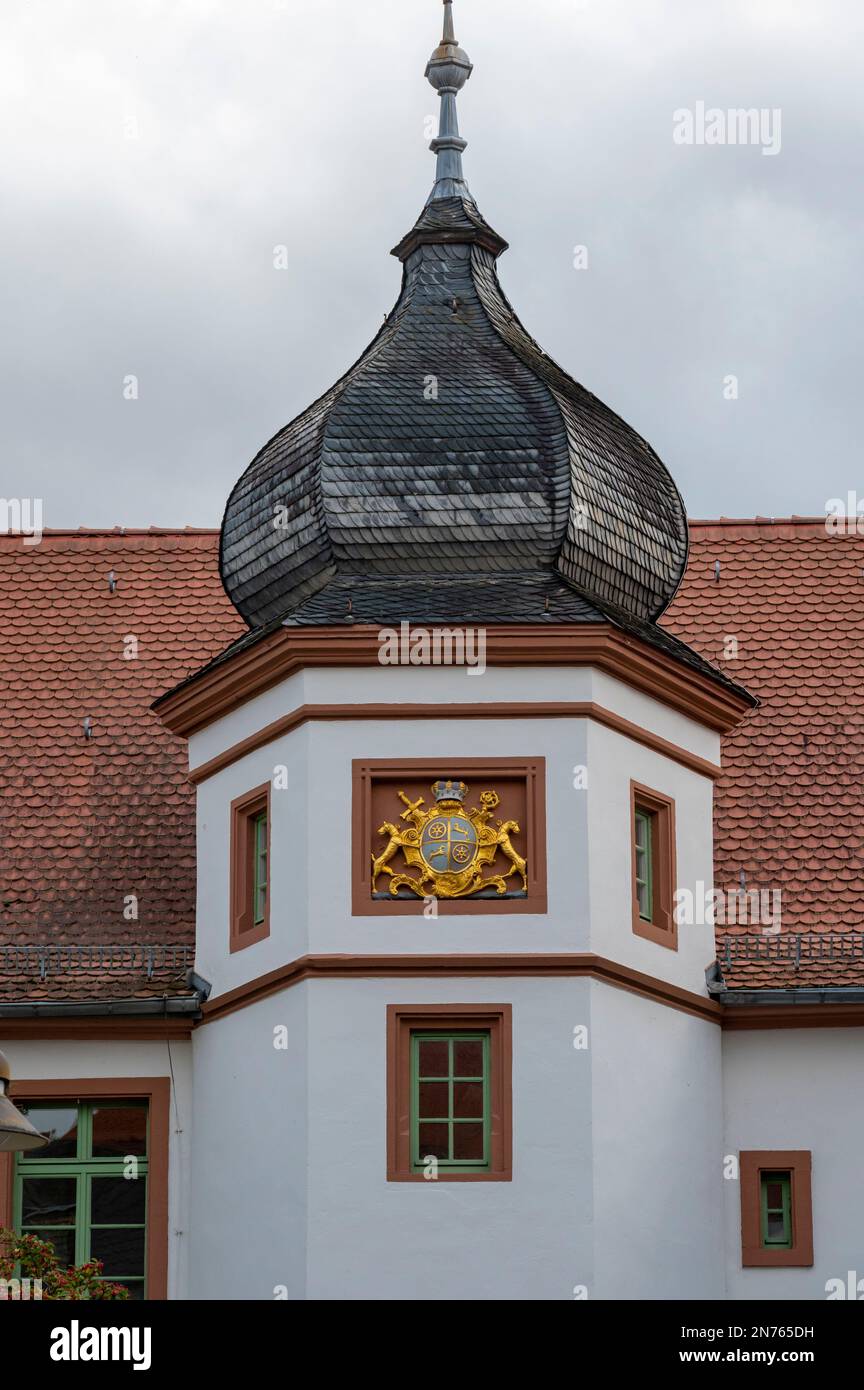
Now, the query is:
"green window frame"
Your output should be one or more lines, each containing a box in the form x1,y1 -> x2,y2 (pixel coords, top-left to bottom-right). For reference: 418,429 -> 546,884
634,807 -> 653,922
13,1101 -> 149,1298
410,1032 -> 490,1173
760,1170 -> 793,1249
253,809 -> 268,925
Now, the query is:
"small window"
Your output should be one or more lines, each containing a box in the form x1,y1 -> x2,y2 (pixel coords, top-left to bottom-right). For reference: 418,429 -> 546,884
760,1171 -> 793,1248
634,808 -> 653,921
13,1101 -> 150,1299
740,1151 -> 813,1267
230,784 -> 271,951
630,782 -> 677,950
252,810 -> 268,926
412,1033 -> 490,1173
387,1006 -> 512,1182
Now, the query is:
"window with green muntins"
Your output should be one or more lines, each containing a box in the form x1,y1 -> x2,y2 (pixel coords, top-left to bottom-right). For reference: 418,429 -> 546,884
760,1170 -> 793,1248
13,1101 -> 149,1299
634,808 -> 653,921
411,1032 -> 490,1172
253,810 -> 268,925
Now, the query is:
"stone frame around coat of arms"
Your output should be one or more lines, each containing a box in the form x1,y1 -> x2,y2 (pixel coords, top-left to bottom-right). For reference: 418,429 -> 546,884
351,757 -> 547,916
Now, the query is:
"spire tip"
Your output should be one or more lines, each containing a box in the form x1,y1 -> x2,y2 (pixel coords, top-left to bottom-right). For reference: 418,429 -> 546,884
425,0 -> 474,204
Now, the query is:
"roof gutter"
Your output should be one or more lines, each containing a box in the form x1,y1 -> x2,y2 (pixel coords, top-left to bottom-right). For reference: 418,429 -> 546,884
717,987 -> 864,1008
0,996 -> 203,1019
705,963 -> 864,1008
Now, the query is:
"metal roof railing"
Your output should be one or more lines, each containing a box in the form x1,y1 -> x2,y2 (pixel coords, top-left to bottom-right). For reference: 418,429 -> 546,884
721,933 -> 864,970
0,943 -> 193,981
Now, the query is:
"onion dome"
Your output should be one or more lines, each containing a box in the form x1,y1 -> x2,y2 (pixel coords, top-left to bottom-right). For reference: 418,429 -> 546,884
220,0 -> 688,630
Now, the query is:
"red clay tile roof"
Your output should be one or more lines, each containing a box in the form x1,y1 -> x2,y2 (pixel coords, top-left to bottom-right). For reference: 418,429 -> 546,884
1,518 -> 860,1001
663,518 -> 864,989
0,530 -> 244,1001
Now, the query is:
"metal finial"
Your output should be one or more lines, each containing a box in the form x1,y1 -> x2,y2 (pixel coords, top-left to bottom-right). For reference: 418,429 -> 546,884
425,1 -> 473,204
442,0 -> 456,45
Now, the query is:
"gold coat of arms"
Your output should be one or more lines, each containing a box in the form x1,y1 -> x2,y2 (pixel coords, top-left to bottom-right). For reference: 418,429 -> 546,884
371,779 -> 527,900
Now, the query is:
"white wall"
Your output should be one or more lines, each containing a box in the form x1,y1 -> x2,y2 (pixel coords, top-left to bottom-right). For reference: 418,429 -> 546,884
586,719 -> 718,994
192,976 -> 592,1300
187,665 -> 721,773
723,1029 -> 864,1301
590,982 -> 725,1299
305,976 -> 593,1301
196,724 -> 310,993
189,990 -> 308,1300
193,663 -> 719,1001
187,659 -> 725,1300
0,1038 -> 191,1300
190,974 -> 729,1301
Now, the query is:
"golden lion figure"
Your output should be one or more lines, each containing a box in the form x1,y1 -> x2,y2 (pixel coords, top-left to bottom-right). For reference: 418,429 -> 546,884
370,782 -> 528,900
496,821 -> 528,893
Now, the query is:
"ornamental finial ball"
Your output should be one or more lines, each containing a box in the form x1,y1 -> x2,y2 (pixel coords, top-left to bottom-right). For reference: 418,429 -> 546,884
426,0 -> 473,93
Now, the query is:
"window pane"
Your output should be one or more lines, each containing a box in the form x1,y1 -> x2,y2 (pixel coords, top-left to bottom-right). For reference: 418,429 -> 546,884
418,1083 -> 448,1119
453,1039 -> 483,1076
761,1171 -> 791,1246
90,1176 -> 147,1225
90,1227 -> 146,1278
22,1227 -> 76,1266
453,1123 -> 484,1161
453,1081 -> 483,1118
91,1105 -> 147,1158
418,1040 -> 448,1077
20,1177 -> 77,1226
18,1106 -> 78,1158
765,1212 -> 787,1243
411,1031 -> 491,1172
254,812 -> 268,924
635,809 -> 653,921
417,1123 -> 449,1160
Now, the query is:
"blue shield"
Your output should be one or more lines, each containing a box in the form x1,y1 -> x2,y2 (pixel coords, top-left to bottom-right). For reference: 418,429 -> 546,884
420,814 -> 478,875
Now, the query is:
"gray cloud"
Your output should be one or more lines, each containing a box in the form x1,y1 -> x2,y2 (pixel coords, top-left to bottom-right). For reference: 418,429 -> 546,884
2,0 -> 861,528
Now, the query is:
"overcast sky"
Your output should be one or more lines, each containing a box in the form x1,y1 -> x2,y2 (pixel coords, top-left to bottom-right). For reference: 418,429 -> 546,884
2,0 -> 861,529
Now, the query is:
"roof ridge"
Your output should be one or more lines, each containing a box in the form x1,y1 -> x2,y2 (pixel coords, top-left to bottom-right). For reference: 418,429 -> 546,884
688,516 -> 827,527
0,526 -> 221,541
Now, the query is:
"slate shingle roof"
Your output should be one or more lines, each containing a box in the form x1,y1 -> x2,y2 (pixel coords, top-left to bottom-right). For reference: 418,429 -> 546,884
0,529 -> 244,1002
220,201 -> 689,631
663,518 -> 864,989
156,573 -> 750,709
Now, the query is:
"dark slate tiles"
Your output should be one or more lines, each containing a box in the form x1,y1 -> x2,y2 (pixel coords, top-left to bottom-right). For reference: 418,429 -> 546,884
157,571 -> 750,707
220,197 -> 687,635
471,248 -> 688,622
